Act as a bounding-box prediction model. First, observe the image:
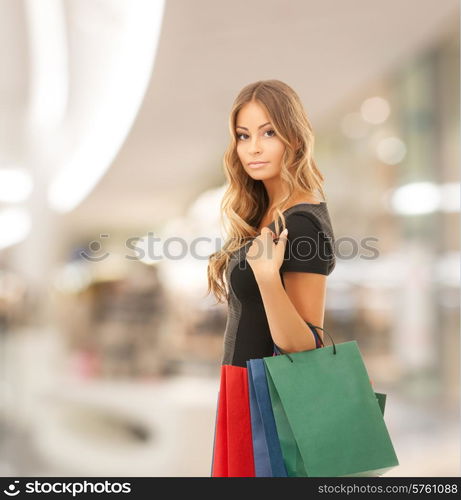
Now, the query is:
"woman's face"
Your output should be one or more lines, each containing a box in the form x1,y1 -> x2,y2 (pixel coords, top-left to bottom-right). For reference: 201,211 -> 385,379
235,101 -> 286,181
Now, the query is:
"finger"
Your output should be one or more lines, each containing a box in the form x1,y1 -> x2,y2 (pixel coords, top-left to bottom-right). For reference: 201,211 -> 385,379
277,228 -> 288,244
275,228 -> 288,259
260,226 -> 275,243
248,233 -> 265,260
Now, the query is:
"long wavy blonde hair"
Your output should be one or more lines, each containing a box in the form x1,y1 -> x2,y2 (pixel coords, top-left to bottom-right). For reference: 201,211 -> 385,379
206,80 -> 327,304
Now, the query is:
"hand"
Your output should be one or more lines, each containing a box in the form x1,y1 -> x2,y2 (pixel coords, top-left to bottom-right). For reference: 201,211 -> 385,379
245,227 -> 289,282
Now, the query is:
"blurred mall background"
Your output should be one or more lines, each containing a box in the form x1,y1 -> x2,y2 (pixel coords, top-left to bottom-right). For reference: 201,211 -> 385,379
0,0 -> 459,477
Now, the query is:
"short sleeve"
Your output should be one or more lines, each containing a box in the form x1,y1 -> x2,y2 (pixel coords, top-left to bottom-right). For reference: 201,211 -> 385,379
280,212 -> 334,275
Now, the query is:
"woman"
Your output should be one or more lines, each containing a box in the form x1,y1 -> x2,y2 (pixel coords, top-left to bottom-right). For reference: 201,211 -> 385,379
206,80 -> 336,477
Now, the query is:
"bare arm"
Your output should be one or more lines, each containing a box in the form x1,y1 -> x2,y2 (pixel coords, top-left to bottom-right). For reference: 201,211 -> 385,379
255,270 -> 326,352
257,269 -> 375,387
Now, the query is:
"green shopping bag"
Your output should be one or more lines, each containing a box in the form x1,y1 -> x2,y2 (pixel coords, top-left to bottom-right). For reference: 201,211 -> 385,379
264,323 -> 399,477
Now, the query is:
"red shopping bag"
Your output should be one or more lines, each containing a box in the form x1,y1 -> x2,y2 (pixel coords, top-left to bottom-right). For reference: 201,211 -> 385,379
211,364 -> 255,477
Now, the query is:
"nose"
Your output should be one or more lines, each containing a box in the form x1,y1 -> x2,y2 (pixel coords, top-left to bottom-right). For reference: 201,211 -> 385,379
248,136 -> 262,155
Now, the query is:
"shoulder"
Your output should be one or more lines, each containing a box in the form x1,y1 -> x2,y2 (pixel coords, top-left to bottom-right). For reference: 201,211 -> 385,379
281,207 -> 336,275
283,207 -> 332,242
283,204 -> 335,236
285,210 -> 321,234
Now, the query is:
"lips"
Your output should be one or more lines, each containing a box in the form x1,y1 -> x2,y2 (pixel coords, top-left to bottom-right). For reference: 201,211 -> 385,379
248,161 -> 268,169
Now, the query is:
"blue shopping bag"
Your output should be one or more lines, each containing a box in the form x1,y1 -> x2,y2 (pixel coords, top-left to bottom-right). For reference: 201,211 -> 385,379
246,358 -> 288,477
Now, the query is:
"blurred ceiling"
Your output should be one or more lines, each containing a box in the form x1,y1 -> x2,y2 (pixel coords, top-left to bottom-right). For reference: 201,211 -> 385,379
0,0 -> 458,231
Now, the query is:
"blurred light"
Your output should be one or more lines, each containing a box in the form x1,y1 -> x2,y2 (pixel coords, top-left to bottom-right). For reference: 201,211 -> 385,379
434,251 -> 460,287
376,136 -> 407,164
188,185 -> 226,228
24,0 -> 68,128
340,112 -> 369,139
390,182 -> 439,215
360,96 -> 391,124
136,217 -> 188,265
388,182 -> 460,215
165,256 -> 206,295
439,183 -> 460,212
53,262 -> 92,293
0,208 -> 32,249
328,257 -> 407,288
0,168 -> 33,202
48,0 -> 166,212
187,185 -> 228,244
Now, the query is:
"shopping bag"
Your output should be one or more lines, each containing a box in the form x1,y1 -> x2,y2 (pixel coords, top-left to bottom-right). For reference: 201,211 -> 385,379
246,323 -> 323,476
211,364 -> 255,477
264,323 -> 399,477
246,358 -> 288,477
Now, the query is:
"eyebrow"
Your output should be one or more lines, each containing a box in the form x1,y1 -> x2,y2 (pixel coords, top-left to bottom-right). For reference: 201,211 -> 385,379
235,122 -> 271,131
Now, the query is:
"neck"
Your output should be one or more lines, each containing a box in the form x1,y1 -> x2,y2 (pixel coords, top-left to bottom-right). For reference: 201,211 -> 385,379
263,180 -> 294,208
263,182 -> 314,210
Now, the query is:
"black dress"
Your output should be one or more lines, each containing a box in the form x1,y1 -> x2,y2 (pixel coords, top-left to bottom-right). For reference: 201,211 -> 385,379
211,202 -> 336,477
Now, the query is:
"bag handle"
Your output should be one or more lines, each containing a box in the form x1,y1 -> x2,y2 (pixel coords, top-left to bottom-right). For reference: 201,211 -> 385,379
273,321 -> 337,361
276,274 -> 337,356
306,322 -> 337,355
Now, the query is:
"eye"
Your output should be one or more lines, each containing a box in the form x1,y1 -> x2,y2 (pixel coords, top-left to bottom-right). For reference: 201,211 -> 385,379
236,129 -> 276,141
